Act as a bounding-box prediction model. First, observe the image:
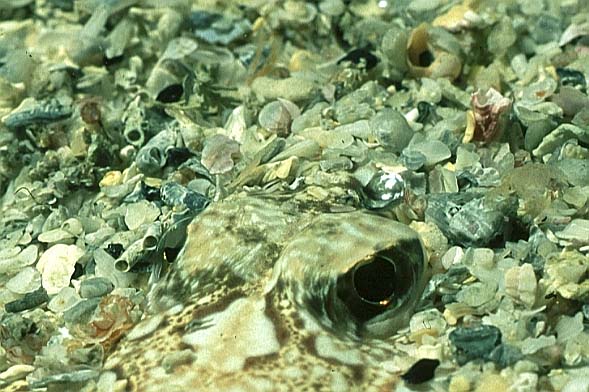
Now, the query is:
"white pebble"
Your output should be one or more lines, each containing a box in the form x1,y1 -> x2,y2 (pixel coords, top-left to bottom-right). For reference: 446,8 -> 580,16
6,267 -> 41,294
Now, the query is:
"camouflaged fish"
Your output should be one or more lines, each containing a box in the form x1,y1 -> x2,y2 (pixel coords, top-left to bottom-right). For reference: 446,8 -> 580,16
104,191 -> 428,391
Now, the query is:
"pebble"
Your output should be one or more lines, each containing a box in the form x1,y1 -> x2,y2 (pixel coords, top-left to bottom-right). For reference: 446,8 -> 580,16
201,134 -> 240,175
555,312 -> 584,343
79,277 -> 115,298
520,335 -> 556,355
504,263 -> 537,308
449,325 -> 502,365
441,246 -> 464,269
126,314 -> 164,341
562,376 -> 589,392
370,108 -> 414,153
4,287 -> 49,313
6,267 -> 41,294
124,200 -> 161,231
487,344 -> 523,368
474,374 -> 509,392
251,76 -> 316,103
533,124 -> 589,157
48,287 -> 82,314
401,358 -> 440,384
456,282 -> 496,308
63,298 -> 101,324
448,375 -> 470,392
30,369 -> 100,388
0,245 -> 38,275
0,365 -> 35,383
37,228 -> 75,243
405,140 -> 451,167
36,244 -> 85,295
258,99 -> 300,137
555,219 -> 589,245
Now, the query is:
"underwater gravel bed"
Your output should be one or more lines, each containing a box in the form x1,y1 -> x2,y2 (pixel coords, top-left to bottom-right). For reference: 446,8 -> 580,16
0,0 -> 589,391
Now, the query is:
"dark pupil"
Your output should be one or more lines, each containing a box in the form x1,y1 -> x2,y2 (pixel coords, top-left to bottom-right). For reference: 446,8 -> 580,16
336,249 -> 415,323
353,256 -> 396,304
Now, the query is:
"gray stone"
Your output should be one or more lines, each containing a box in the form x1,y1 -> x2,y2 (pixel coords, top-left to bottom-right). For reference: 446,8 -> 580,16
79,277 -> 114,298
370,108 -> 414,153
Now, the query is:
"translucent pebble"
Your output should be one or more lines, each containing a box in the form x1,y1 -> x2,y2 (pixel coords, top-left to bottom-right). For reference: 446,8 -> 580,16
555,219 -> 589,244
97,371 -> 118,392
441,246 -> 464,269
410,308 -> 447,337
48,287 -> 82,314
85,227 -> 116,247
79,277 -> 115,298
504,263 -> 537,308
409,140 -> 451,167
520,335 -> 556,355
456,282 -> 496,307
18,245 -> 38,265
201,134 -> 240,175
555,312 -> 584,343
126,314 -> 164,341
124,200 -> 160,231
0,245 -> 38,275
37,228 -> 74,243
298,127 -> 354,149
400,149 -> 426,170
562,377 -> 589,392
6,267 -> 41,294
370,108 -> 414,153
37,244 -> 85,295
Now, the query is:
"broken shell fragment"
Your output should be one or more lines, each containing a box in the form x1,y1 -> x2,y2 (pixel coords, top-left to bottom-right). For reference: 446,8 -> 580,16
200,134 -> 240,175
471,88 -> 512,143
135,129 -> 177,175
36,244 -> 85,295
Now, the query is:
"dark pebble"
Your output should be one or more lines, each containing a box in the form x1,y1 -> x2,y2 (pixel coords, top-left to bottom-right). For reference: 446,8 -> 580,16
488,344 -> 523,368
401,358 -> 440,384
337,48 -> 379,70
449,325 -> 502,365
63,298 -> 101,324
4,287 -> 49,313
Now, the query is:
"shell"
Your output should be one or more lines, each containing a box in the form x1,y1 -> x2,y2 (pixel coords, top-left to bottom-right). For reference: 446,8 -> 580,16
258,99 -> 300,137
406,24 -> 462,81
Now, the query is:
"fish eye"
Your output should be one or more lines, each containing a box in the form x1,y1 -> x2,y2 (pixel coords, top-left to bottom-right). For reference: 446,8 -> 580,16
278,212 -> 427,339
336,250 -> 415,323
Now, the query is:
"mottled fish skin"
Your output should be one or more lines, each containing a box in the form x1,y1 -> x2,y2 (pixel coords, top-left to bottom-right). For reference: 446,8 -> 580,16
104,192 -> 427,391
